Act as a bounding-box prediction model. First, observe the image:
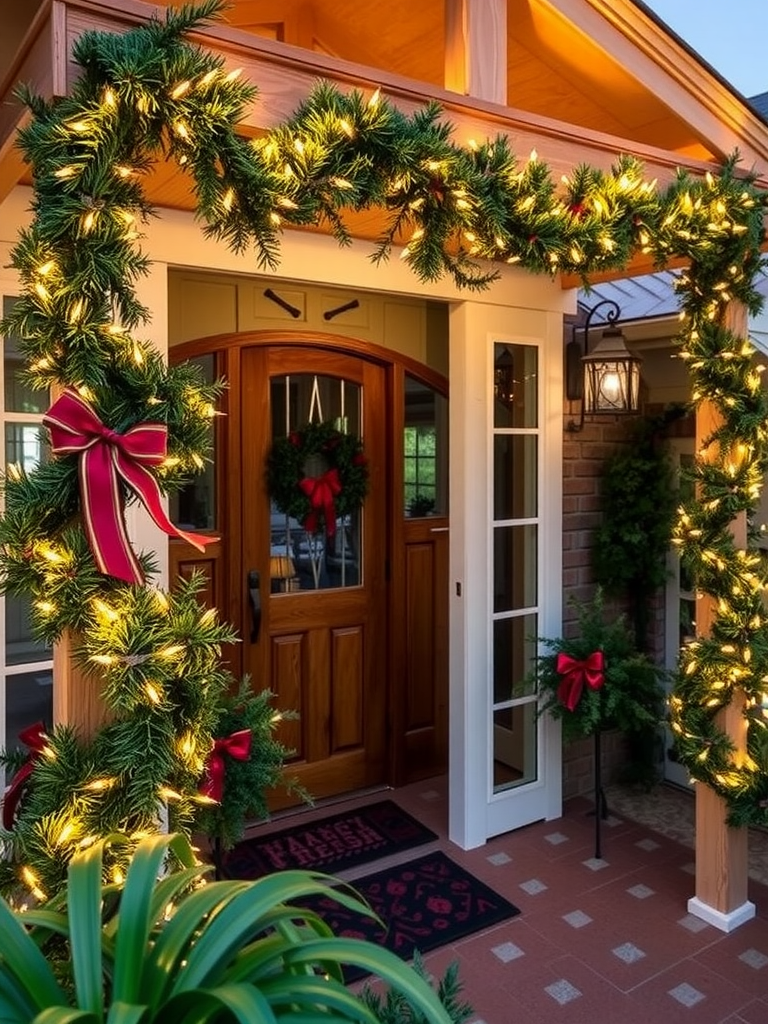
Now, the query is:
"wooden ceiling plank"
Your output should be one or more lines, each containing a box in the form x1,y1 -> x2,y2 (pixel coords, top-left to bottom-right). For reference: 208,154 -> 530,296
445,0 -> 507,104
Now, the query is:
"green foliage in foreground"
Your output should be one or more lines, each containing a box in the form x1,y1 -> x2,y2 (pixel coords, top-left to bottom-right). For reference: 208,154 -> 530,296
0,832 -> 455,1024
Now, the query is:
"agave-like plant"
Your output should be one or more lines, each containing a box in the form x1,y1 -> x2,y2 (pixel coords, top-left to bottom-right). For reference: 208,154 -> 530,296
0,833 -> 453,1024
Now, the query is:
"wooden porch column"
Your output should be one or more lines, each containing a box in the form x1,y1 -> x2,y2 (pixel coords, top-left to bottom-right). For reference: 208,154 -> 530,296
688,303 -> 755,932
444,0 -> 507,104
53,630 -> 112,738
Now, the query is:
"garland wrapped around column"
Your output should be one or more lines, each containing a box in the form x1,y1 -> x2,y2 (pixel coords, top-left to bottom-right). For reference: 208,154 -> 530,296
0,0 -> 766,901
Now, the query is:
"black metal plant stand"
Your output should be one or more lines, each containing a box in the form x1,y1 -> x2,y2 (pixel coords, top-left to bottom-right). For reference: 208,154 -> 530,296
591,728 -> 609,859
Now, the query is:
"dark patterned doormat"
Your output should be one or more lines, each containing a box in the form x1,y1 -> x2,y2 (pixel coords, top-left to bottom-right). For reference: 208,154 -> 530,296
295,850 -> 520,983
220,799 -> 438,879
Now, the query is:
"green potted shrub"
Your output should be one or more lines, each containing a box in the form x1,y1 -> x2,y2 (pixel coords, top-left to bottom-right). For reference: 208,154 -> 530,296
531,590 -> 666,790
0,832 -> 457,1024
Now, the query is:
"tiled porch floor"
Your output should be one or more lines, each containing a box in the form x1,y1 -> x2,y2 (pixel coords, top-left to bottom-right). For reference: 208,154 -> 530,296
291,779 -> 768,1024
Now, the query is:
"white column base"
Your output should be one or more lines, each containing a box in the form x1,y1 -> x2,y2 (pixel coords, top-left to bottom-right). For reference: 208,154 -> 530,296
687,896 -> 755,933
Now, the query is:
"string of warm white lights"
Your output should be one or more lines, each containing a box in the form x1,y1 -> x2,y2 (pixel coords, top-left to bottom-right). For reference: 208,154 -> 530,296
1,0 -> 767,899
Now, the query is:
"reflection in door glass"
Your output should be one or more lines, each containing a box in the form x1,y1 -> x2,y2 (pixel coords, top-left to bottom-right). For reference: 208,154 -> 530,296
492,704 -> 537,791
270,374 -> 362,591
403,375 -> 447,517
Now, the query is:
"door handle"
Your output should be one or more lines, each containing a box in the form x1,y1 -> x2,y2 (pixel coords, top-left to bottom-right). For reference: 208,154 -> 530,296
247,569 -> 261,642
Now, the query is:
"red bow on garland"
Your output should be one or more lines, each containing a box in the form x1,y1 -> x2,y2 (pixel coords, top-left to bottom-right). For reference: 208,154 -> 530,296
299,467 -> 342,537
43,389 -> 215,584
556,651 -> 605,712
2,722 -> 48,829
199,729 -> 252,802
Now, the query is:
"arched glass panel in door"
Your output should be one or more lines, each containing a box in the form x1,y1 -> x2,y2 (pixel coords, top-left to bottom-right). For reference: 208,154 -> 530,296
270,373 -> 362,592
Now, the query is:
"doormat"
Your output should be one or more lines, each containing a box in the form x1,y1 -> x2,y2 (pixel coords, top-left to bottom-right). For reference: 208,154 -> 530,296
219,799 -> 438,879
294,850 -> 521,983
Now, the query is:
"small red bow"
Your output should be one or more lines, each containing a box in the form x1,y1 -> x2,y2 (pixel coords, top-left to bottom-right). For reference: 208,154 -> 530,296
2,722 -> 48,829
299,467 -> 342,537
199,729 -> 252,802
556,651 -> 605,712
43,389 -> 216,584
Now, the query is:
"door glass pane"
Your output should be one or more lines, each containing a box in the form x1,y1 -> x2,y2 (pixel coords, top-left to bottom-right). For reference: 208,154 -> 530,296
6,595 -> 50,666
404,375 -> 448,517
3,297 -> 48,414
5,669 -> 53,751
493,343 -> 538,428
170,354 -> 216,530
493,703 -> 537,792
494,435 -> 537,520
493,524 -> 537,612
270,374 -> 362,591
493,613 -> 537,702
5,423 -> 49,472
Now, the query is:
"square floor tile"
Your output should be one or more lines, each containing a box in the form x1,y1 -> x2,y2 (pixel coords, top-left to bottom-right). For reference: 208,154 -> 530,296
739,948 -> 768,970
635,838 -> 660,852
487,851 -> 511,866
582,857 -> 609,871
492,941 -> 525,963
678,913 -> 709,933
519,878 -> 548,895
545,979 -> 582,1006
627,883 -> 655,899
613,942 -> 646,964
668,982 -> 705,1008
563,909 -> 592,929
544,831 -> 569,846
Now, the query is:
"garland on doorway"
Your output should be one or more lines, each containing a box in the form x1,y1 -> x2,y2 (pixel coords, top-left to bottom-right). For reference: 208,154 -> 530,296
0,0 -> 767,898
268,421 -> 368,537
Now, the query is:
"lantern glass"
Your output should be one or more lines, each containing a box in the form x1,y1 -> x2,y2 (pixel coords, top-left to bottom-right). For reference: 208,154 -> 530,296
582,329 -> 641,415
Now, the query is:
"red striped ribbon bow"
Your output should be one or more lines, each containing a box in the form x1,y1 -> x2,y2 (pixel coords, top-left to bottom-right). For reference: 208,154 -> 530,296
43,389 -> 215,584
299,467 -> 342,537
555,651 -> 605,712
199,729 -> 253,802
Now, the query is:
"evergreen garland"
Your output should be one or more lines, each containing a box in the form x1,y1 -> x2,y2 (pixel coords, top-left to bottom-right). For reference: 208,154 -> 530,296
0,0 -> 766,899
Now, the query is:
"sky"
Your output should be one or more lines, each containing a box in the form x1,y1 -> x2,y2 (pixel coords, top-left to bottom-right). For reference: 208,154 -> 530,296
643,0 -> 768,99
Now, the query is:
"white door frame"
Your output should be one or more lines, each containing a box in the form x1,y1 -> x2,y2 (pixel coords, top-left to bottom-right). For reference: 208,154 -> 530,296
448,300 -> 564,849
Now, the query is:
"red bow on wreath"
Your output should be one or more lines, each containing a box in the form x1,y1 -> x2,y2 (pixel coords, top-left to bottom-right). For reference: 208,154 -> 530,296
2,722 -> 48,829
556,651 -> 605,712
43,389 -> 216,585
199,729 -> 252,802
299,468 -> 342,537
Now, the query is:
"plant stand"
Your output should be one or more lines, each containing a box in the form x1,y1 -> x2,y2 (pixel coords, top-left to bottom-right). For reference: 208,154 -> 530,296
591,729 -> 609,859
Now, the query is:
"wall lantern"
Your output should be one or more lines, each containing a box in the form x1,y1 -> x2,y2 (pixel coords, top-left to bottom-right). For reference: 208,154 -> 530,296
494,345 -> 516,410
565,298 -> 642,432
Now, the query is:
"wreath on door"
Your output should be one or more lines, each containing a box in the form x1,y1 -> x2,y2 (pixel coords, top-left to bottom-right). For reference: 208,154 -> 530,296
268,421 -> 369,536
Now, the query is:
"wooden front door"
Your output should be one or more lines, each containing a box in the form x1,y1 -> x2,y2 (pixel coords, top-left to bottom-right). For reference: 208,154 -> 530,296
240,345 -> 388,807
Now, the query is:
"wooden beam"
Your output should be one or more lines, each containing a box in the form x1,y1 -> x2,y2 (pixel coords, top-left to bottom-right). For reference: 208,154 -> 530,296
53,630 -> 113,739
445,0 -> 507,105
688,303 -> 755,933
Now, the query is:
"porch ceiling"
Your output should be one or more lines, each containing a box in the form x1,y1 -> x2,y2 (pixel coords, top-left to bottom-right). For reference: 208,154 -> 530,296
2,0 -> 768,286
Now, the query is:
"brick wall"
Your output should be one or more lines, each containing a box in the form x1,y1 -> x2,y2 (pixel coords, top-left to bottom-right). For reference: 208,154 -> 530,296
559,375 -> 695,797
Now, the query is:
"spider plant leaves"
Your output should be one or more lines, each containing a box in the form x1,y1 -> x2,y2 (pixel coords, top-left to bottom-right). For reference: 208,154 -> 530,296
67,841 -> 105,1018
0,896 -> 67,1013
0,832 -> 452,1024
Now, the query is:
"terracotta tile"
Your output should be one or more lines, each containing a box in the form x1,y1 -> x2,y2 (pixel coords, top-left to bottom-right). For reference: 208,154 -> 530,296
497,952 -> 649,1024
694,918 -> 768,998
628,957 -> 751,1023
286,777 -> 768,1021
723,998 -> 768,1024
